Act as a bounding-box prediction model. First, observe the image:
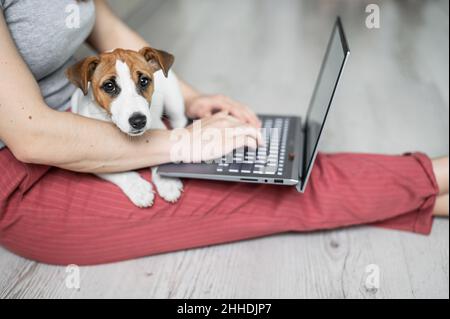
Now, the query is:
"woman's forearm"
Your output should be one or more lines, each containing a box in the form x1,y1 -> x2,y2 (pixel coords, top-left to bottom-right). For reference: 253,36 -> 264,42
20,108 -> 176,173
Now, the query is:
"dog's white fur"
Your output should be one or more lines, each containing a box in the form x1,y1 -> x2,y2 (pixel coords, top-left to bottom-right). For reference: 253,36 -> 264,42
71,61 -> 187,207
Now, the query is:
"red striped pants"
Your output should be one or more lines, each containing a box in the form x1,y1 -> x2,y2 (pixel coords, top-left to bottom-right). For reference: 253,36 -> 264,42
0,148 -> 438,265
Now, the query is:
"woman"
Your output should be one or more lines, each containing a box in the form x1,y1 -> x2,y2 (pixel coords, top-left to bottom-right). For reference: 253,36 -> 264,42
0,0 -> 448,265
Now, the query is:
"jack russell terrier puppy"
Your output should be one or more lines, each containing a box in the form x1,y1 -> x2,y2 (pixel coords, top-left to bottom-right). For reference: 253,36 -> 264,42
66,47 -> 187,207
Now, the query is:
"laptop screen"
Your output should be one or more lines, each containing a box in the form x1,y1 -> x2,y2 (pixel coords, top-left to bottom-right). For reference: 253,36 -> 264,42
301,18 -> 350,190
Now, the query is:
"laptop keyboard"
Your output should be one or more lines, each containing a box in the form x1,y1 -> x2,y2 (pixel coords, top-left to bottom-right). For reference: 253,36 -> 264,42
215,118 -> 290,176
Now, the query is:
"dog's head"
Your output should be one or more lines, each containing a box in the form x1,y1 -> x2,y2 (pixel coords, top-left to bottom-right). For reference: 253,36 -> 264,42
66,47 -> 174,136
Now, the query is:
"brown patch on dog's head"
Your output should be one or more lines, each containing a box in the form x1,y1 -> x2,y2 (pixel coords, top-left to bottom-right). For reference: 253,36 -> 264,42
65,56 -> 99,95
66,47 -> 175,112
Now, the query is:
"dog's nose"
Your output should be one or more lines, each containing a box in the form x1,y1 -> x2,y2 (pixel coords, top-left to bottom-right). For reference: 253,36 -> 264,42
128,113 -> 147,130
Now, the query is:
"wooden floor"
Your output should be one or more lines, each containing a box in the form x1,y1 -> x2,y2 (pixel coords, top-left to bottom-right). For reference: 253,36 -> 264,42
1,0 -> 448,299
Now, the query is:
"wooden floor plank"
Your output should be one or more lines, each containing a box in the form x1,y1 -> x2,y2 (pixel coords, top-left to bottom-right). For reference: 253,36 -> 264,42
0,0 -> 448,299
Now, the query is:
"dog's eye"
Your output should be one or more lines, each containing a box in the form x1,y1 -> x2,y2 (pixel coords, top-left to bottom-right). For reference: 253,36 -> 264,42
139,75 -> 151,89
102,80 -> 117,94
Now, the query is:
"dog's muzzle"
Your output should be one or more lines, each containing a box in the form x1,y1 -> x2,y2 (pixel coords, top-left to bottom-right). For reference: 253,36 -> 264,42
128,112 -> 147,133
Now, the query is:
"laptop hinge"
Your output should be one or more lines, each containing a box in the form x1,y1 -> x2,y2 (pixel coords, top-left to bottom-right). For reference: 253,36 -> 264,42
295,118 -> 305,192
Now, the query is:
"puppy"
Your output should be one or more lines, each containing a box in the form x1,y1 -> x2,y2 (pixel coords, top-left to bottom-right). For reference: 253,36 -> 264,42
66,47 -> 187,207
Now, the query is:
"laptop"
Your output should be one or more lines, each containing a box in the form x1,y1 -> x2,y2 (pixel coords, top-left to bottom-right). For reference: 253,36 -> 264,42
159,17 -> 350,192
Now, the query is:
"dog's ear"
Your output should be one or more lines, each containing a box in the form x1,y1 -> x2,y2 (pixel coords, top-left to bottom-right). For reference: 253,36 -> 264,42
139,47 -> 174,78
65,56 -> 99,95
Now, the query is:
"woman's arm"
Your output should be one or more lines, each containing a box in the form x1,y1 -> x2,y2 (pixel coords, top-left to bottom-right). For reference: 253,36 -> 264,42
87,0 -> 261,127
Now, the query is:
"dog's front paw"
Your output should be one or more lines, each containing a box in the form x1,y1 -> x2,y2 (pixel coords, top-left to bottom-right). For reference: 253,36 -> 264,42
125,178 -> 155,208
154,177 -> 183,203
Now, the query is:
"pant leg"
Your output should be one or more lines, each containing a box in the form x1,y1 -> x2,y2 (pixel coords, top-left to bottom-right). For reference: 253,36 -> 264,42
300,152 -> 438,234
0,149 -> 438,265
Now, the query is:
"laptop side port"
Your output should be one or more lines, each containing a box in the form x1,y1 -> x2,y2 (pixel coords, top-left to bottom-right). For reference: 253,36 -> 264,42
241,178 -> 258,182
274,179 -> 284,184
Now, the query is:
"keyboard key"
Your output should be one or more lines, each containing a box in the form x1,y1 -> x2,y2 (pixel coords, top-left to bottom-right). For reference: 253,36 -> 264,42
264,167 -> 277,175
241,163 -> 253,172
235,148 -> 245,157
229,163 -> 241,172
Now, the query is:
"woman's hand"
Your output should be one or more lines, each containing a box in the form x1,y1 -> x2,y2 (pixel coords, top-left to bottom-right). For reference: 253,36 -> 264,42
171,112 -> 263,163
185,94 -> 262,128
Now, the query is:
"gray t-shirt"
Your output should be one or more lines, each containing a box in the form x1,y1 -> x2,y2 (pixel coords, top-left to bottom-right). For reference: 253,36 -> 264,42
0,0 -> 95,149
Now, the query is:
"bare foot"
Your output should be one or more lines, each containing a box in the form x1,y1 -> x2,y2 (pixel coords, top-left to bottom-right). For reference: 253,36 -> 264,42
432,157 -> 449,195
433,194 -> 449,217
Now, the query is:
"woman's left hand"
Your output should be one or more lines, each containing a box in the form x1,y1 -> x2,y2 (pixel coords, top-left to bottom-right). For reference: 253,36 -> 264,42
185,94 -> 262,128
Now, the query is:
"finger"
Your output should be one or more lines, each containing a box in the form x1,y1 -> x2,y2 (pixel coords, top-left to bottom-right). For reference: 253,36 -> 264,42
229,125 -> 263,146
227,106 -> 250,125
199,109 -> 213,118
227,99 -> 260,128
210,115 -> 244,129
212,110 -> 229,118
217,96 -> 249,123
238,137 -> 258,150
232,134 -> 258,151
196,108 -> 212,119
248,126 -> 264,146
242,108 -> 261,128
237,104 -> 260,128
246,109 -> 262,128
